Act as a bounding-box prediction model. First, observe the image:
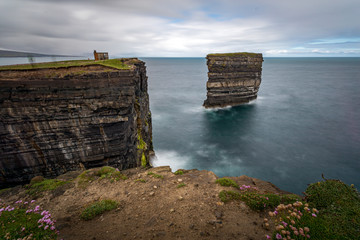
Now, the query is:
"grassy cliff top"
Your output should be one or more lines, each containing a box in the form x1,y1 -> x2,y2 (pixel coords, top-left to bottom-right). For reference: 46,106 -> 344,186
0,58 -> 137,71
207,52 -> 262,57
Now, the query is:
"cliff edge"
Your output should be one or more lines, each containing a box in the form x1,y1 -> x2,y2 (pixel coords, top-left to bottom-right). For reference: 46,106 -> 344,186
0,59 -> 153,187
0,166 -> 292,240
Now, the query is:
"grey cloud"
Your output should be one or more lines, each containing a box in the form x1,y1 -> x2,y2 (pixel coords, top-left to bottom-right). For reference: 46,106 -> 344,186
0,0 -> 359,56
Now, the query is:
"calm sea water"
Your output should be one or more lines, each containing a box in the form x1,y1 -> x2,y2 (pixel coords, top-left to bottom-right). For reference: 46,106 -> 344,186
1,57 -> 359,194
141,57 -> 360,194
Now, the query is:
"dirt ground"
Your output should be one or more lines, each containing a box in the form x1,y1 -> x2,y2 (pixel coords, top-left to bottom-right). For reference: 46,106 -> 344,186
1,166 -> 292,240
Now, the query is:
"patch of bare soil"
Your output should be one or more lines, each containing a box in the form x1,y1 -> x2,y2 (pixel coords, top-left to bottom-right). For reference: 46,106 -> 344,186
0,166 -> 289,240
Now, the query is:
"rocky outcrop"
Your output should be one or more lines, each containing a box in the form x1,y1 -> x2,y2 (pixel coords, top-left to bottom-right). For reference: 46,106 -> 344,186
203,53 -> 263,108
0,59 -> 152,187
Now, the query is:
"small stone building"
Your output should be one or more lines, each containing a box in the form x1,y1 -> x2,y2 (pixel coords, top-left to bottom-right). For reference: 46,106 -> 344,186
93,50 -> 109,60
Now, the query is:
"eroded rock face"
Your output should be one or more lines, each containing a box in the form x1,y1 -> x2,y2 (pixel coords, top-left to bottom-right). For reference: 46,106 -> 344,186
203,53 -> 263,108
0,59 -> 152,187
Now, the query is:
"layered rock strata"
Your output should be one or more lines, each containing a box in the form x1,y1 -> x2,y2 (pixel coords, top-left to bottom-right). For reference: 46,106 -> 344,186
0,59 -> 152,187
203,53 -> 263,108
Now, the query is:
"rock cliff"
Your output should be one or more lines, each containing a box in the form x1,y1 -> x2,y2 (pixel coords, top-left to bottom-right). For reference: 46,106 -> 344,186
203,53 -> 263,108
0,59 -> 152,187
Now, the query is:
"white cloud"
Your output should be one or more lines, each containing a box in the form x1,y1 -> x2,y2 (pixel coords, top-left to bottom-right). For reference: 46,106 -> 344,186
0,0 -> 359,56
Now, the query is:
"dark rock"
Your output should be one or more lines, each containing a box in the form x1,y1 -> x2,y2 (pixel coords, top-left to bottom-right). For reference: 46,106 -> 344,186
214,210 -> 223,219
0,59 -> 152,187
203,52 -> 263,108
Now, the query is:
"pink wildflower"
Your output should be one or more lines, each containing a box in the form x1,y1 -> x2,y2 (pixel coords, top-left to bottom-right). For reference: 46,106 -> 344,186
266,235 -> 271,239
276,233 -> 282,239
312,213 -> 317,217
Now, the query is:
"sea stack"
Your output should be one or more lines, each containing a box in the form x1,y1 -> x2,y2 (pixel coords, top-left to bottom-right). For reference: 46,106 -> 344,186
203,52 -> 263,108
0,58 -> 152,187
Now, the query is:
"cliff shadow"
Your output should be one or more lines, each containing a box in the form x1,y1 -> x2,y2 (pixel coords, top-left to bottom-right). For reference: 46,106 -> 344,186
191,104 -> 259,176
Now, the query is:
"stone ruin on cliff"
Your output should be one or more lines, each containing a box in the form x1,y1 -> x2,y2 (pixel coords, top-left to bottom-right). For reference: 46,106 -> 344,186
203,52 -> 263,108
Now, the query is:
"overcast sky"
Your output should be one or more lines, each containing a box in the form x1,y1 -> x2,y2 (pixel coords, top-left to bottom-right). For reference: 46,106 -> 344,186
1,0 -> 359,57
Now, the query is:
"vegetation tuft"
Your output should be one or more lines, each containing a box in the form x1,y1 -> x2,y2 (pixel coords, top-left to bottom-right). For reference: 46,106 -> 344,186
135,179 -> 146,183
77,167 -> 127,187
215,178 -> 239,188
26,179 -> 69,197
265,179 -> 360,240
302,179 -> 360,240
147,172 -> 164,179
80,200 -> 118,221
177,183 -> 186,188
218,190 -> 299,210
174,170 -> 184,175
207,52 -> 261,57
0,200 -> 59,239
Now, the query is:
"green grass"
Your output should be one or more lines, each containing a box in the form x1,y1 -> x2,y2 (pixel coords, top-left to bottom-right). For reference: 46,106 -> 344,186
0,188 -> 10,194
77,167 -> 127,187
303,179 -> 360,239
135,179 -> 146,183
147,172 -> 164,179
219,189 -> 300,211
177,183 -> 186,188
174,170 -> 184,175
26,179 -> 69,196
215,178 -> 239,188
0,201 -> 58,239
0,58 -> 132,70
80,200 -> 118,221
0,209 -> 58,239
219,190 -> 241,203
207,52 -> 261,57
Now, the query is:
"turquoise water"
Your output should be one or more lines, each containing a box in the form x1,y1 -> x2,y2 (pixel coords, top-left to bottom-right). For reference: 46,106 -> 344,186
142,57 -> 360,194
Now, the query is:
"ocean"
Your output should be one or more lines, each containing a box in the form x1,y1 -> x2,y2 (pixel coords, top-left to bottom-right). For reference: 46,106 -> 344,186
1,57 -> 359,194
141,57 -> 360,194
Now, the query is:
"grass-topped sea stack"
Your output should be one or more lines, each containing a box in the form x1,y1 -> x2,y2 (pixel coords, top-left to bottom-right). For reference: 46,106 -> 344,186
203,52 -> 263,108
0,58 -> 153,187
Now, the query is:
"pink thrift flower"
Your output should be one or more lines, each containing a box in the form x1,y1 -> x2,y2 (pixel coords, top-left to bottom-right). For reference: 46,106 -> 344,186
31,200 -> 35,203
51,226 -> 56,230
276,233 -> 282,239
44,225 -> 49,230
266,235 -> 271,239
21,227 -> 25,231
312,213 -> 317,217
